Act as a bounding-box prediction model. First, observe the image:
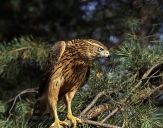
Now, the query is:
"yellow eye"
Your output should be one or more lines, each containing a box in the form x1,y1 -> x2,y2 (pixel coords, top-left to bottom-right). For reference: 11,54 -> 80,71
98,47 -> 104,52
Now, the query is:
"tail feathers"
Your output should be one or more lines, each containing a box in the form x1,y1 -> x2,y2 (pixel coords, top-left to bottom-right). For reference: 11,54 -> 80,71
28,101 -> 47,127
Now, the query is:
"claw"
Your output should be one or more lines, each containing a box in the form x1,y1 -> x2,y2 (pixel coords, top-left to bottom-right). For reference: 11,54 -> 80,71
67,113 -> 81,128
49,119 -> 68,128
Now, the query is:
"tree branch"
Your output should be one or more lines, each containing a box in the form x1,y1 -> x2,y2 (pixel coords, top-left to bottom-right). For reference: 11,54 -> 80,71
82,119 -> 122,128
84,103 -> 113,119
52,119 -> 122,128
138,83 -> 163,101
5,88 -> 38,119
100,107 -> 119,123
80,91 -> 106,116
125,63 -> 163,102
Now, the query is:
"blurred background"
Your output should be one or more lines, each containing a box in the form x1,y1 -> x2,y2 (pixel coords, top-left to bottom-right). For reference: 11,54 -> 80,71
0,0 -> 163,45
0,0 -> 163,128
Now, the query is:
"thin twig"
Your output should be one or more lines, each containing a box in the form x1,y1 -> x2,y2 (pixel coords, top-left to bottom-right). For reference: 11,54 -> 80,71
82,119 -> 122,128
80,91 -> 106,116
7,88 -> 38,103
140,84 -> 163,100
5,88 -> 38,119
11,47 -> 30,52
100,107 -> 119,123
125,63 -> 163,102
133,63 -> 162,91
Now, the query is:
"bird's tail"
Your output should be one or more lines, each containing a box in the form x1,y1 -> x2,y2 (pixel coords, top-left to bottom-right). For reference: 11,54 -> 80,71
28,98 -> 49,127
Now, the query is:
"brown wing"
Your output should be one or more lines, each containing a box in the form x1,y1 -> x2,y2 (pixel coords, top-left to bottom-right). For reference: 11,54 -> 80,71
28,42 -> 66,126
37,41 -> 66,98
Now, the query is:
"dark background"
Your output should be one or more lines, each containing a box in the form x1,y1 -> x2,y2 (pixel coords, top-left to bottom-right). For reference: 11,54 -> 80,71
0,0 -> 163,45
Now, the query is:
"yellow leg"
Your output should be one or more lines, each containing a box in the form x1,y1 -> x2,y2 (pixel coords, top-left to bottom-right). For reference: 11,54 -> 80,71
65,91 -> 81,128
48,78 -> 68,128
49,105 -> 68,128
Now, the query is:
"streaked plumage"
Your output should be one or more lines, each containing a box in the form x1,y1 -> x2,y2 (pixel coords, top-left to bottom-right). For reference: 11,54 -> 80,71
29,39 -> 110,128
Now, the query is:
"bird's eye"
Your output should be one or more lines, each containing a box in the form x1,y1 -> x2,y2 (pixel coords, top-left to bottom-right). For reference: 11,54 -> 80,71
98,47 -> 104,52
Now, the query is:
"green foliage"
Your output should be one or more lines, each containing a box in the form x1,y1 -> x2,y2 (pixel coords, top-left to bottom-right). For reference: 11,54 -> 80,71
0,36 -> 163,128
116,34 -> 163,73
0,36 -> 49,74
0,36 -> 50,100
0,102 -> 28,128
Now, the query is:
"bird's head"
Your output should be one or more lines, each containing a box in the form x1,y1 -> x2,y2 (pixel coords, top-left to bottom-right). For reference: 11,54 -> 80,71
74,39 -> 110,61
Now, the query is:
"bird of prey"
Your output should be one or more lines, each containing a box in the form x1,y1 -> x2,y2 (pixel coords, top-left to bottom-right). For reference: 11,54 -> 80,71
29,39 -> 110,128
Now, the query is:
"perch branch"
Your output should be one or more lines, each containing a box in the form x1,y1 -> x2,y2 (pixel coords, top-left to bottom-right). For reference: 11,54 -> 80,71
53,119 -> 122,128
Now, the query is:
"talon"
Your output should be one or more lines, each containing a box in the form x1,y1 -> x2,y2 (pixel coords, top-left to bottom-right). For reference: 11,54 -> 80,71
67,113 -> 81,128
76,117 -> 82,123
49,122 -> 56,128
49,119 -> 68,128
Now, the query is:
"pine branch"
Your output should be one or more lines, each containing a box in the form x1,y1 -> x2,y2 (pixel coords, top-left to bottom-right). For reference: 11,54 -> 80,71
0,37 -> 50,75
5,88 -> 38,120
52,119 -> 122,128
137,83 -> 163,102
125,63 -> 163,103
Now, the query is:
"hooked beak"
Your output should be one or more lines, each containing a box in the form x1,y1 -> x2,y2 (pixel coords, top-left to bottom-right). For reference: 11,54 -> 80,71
103,50 -> 110,58
107,54 -> 111,60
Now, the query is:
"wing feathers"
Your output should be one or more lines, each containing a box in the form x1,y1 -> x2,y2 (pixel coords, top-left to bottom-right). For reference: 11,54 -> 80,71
50,41 -> 66,67
29,41 -> 66,124
37,41 -> 66,98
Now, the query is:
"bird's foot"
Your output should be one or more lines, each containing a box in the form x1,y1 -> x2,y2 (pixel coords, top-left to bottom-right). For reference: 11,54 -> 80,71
49,119 -> 68,128
67,113 -> 81,128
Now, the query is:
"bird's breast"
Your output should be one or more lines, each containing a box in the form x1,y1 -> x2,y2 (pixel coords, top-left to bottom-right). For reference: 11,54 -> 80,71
59,64 -> 88,95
